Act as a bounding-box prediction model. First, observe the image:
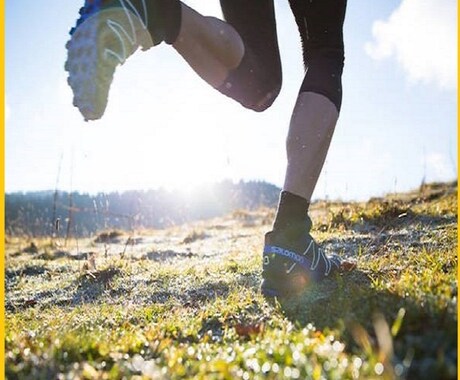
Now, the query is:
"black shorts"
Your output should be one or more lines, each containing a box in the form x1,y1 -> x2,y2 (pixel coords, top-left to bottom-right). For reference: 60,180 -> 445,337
288,0 -> 347,66
219,0 -> 347,111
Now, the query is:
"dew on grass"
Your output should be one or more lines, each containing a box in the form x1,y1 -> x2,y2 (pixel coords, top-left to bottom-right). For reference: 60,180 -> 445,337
395,363 -> 404,376
374,362 -> 384,375
261,362 -> 271,373
332,340 -> 344,353
353,357 -> 362,369
292,350 -> 300,361
291,368 -> 300,379
284,366 -> 292,377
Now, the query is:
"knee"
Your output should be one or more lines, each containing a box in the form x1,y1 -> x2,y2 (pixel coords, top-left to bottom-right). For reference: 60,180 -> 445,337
300,46 -> 345,112
217,50 -> 282,112
301,18 -> 345,73
305,45 -> 344,69
245,70 -> 282,112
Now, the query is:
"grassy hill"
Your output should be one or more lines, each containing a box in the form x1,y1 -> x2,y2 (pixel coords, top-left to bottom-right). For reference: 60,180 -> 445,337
5,182 -> 457,379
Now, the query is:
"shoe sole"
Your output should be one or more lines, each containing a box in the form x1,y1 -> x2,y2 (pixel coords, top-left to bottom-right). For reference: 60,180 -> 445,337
65,7 -> 153,121
260,284 -> 283,298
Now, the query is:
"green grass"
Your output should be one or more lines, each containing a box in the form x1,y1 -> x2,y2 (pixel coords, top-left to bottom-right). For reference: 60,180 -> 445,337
5,182 -> 457,379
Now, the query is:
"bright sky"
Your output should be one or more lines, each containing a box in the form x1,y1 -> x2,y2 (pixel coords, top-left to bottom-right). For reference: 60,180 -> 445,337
5,0 -> 458,200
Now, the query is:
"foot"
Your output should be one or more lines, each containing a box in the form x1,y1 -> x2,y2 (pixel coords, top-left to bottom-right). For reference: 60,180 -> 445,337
65,0 -> 161,121
261,226 -> 341,297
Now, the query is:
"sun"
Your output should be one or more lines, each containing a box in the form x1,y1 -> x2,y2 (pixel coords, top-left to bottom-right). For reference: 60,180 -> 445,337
146,121 -> 231,191
68,94 -> 234,193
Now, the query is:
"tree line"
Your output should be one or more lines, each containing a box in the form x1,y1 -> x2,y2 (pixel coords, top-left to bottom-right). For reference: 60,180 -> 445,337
6,180 -> 280,237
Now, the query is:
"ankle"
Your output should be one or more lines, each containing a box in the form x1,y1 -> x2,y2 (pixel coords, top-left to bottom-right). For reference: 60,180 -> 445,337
272,191 -> 311,233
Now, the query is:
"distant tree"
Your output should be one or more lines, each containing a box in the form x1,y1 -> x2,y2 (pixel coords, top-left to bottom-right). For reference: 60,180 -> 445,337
5,181 -> 281,237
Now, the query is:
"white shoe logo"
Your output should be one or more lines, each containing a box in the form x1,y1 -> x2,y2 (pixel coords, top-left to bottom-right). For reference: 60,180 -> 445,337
104,0 -> 148,63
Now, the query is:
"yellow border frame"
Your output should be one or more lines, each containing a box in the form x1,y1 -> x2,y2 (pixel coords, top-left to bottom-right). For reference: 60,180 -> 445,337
0,0 -> 5,377
458,0 -> 460,378
458,0 -> 460,376
457,1 -> 460,378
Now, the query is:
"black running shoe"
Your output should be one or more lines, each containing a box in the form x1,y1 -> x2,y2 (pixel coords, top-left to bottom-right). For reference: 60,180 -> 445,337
65,0 -> 162,121
261,225 -> 341,297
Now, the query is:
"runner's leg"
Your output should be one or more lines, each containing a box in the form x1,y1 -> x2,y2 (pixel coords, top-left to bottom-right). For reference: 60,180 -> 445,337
282,0 -> 347,202
262,0 -> 347,296
173,0 -> 282,111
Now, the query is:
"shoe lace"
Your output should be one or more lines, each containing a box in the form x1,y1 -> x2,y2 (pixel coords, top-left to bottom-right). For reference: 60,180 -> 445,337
70,0 -> 149,64
303,239 -> 334,276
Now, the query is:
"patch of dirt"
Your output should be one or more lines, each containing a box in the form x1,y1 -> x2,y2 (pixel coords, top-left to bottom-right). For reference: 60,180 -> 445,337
146,250 -> 195,261
22,242 -> 39,254
79,267 -> 122,286
182,231 -> 208,244
6,265 -> 47,278
94,230 -> 124,243
37,250 -> 88,261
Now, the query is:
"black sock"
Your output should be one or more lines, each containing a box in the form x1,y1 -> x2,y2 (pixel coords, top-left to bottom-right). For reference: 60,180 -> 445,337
272,191 -> 311,234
